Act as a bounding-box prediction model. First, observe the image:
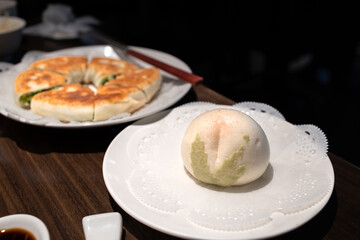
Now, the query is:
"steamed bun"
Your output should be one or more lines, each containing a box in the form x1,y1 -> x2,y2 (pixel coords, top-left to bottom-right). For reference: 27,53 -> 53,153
181,108 -> 270,187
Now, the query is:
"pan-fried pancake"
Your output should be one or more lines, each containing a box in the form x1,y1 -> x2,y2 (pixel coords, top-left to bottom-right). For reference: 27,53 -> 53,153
94,84 -> 147,121
30,83 -> 95,122
106,68 -> 162,102
14,69 -> 67,108
15,56 -> 163,122
30,56 -> 87,83
84,57 -> 139,87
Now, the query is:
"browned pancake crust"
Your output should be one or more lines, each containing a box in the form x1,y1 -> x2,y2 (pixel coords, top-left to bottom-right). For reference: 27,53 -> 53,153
16,56 -> 163,121
105,68 -> 160,89
96,85 -> 141,104
88,57 -> 138,76
32,83 -> 95,107
30,56 -> 87,75
15,69 -> 67,95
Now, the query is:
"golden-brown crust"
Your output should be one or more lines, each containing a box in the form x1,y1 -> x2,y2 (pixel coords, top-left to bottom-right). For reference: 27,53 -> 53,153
88,57 -> 138,77
95,85 -> 141,105
14,69 -> 66,95
31,83 -> 95,107
30,56 -> 87,75
93,84 -> 147,121
106,68 -> 160,89
15,56 -> 163,122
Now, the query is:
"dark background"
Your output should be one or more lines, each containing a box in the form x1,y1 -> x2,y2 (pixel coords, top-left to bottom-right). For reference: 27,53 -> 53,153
16,0 -> 360,166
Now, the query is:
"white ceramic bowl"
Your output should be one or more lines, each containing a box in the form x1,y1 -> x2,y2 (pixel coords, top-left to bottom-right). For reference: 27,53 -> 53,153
0,16 -> 26,58
0,214 -> 50,240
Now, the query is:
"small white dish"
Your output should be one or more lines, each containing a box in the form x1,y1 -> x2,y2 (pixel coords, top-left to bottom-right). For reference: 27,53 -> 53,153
82,212 -> 122,240
0,214 -> 50,240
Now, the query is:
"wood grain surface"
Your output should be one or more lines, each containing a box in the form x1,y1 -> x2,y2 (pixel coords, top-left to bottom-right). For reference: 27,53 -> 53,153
1,36 -> 359,240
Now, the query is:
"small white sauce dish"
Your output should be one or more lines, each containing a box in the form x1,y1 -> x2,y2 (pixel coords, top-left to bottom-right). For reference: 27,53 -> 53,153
82,212 -> 122,240
0,214 -> 50,240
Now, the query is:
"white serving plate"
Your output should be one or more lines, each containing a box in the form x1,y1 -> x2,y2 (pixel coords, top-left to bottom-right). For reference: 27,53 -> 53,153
0,45 -> 191,128
103,101 -> 334,239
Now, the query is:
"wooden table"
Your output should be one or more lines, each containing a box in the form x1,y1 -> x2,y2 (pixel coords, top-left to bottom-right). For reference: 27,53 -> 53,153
1,36 -> 359,240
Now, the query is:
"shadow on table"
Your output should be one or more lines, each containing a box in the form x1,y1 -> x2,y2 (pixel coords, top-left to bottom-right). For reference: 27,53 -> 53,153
108,190 -> 337,240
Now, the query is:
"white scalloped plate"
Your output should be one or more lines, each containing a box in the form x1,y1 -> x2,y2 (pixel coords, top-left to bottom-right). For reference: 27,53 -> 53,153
0,45 -> 191,128
103,102 -> 334,239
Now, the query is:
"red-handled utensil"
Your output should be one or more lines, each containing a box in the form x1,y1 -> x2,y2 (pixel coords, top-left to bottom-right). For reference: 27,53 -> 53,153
82,31 -> 203,85
125,49 -> 203,85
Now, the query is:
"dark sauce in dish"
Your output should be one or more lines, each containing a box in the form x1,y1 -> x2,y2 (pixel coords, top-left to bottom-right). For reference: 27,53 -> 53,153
0,228 -> 36,240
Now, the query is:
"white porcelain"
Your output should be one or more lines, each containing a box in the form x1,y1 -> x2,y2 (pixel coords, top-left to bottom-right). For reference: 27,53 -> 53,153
0,16 -> 26,58
0,214 -> 50,240
0,45 -> 192,128
103,102 -> 334,240
82,212 -> 122,240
